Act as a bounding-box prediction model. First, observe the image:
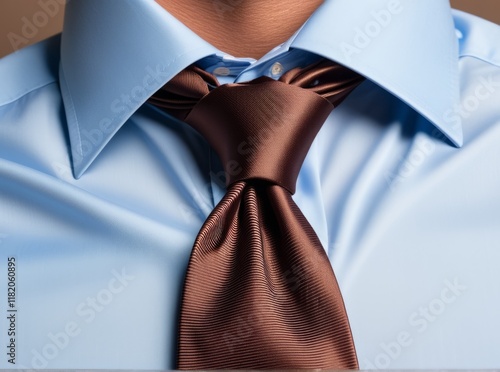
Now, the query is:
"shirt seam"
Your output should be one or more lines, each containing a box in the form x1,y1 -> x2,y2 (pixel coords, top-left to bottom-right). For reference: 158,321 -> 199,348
0,80 -> 58,108
458,53 -> 500,68
59,62 -> 84,157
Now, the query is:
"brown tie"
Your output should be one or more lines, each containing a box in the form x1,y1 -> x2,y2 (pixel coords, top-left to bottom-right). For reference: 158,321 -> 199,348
149,59 -> 364,369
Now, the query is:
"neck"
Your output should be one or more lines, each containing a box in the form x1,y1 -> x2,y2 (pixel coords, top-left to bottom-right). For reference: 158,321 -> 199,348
156,0 -> 324,59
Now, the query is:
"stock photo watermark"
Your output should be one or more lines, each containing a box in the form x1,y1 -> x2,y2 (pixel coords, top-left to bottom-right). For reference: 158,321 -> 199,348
386,73 -> 500,192
340,0 -> 403,62
7,0 -> 65,52
17,267 -> 136,369
385,135 -> 435,192
361,277 -> 468,369
5,256 -> 17,365
72,64 -> 170,169
443,74 -> 500,129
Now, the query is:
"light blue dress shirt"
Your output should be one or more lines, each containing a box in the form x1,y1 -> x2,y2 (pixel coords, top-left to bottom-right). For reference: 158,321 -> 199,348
1,0 -> 500,369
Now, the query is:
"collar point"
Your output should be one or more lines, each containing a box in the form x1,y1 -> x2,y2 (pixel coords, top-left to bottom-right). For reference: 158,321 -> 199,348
451,134 -> 464,148
69,143 -> 98,180
434,121 -> 463,148
71,157 -> 89,180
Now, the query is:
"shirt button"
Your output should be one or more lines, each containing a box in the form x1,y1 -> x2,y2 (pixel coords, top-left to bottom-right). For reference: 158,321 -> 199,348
213,67 -> 231,76
270,62 -> 284,77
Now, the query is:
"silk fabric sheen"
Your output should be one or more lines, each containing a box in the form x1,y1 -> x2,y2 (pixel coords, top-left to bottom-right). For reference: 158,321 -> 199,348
149,60 -> 364,369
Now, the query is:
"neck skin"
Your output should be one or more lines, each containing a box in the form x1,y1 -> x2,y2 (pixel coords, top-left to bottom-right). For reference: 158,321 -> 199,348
156,0 -> 324,59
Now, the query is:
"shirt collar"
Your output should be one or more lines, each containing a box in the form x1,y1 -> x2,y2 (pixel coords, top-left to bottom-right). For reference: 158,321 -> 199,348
290,0 -> 461,147
60,0 -> 219,178
60,0 -> 460,179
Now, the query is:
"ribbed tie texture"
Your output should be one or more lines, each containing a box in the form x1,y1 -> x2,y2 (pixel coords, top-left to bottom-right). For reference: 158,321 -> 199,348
149,59 -> 364,370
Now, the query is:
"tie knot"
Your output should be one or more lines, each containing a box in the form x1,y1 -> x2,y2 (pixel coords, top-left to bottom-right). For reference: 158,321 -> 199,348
186,78 -> 333,193
149,59 -> 364,193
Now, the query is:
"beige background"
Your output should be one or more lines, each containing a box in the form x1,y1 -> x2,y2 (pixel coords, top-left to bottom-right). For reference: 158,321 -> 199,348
0,0 -> 499,58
